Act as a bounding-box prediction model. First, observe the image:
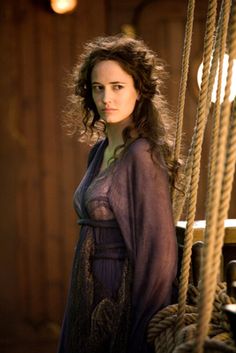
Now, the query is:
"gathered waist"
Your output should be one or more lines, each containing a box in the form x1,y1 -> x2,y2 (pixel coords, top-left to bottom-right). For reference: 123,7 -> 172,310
78,218 -> 119,228
78,217 -> 126,261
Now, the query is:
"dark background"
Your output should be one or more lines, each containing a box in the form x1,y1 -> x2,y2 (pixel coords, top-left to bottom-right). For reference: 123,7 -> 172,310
0,0 -> 235,352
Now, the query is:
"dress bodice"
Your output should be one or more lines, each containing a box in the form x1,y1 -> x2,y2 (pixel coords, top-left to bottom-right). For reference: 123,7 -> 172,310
73,139 -> 116,221
83,171 -> 115,221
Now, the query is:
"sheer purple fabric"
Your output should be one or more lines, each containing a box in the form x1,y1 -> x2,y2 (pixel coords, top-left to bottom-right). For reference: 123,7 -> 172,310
57,138 -> 177,353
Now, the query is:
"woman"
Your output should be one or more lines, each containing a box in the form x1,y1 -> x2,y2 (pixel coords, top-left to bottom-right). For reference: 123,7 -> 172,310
58,35 -> 180,353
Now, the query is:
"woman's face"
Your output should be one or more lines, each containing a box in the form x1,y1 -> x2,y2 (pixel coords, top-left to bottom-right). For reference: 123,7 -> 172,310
91,60 -> 139,124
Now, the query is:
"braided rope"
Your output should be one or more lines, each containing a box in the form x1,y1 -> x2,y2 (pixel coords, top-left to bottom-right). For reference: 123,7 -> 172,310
147,1 -> 236,352
166,326 -> 176,353
174,339 -> 236,353
154,331 -> 166,353
205,1 -> 226,116
148,303 -> 199,342
205,0 -> 230,210
152,314 -> 197,353
176,0 -> 218,334
148,282 -> 236,353
195,3 -> 236,352
172,0 -> 196,220
173,0 -> 226,223
176,323 -> 230,347
176,323 -> 197,346
173,0 -> 195,162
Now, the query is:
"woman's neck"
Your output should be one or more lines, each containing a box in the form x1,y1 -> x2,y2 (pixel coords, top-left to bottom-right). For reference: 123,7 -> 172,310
100,121 -> 129,172
105,118 -> 140,150
105,120 -> 129,151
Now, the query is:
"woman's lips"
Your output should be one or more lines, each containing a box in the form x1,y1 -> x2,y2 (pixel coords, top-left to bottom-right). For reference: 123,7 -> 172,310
102,108 -> 117,112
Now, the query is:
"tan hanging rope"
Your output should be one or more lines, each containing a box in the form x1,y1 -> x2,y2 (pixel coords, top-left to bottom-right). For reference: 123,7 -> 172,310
173,0 -> 229,224
205,1 -> 228,214
148,0 -> 236,352
176,0 -> 218,334
172,1 -> 232,314
205,5 -> 226,117
202,0 -> 230,204
172,0 -> 196,220
195,1 -> 236,351
195,0 -> 231,321
173,0 -> 227,224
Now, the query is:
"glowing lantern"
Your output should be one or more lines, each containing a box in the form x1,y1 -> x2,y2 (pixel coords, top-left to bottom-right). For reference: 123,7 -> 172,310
197,54 -> 236,103
50,0 -> 77,14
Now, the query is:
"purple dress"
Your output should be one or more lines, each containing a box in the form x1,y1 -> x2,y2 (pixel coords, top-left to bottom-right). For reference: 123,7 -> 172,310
57,138 -> 177,353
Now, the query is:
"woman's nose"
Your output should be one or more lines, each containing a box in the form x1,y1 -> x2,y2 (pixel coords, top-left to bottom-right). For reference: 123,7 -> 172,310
102,88 -> 112,104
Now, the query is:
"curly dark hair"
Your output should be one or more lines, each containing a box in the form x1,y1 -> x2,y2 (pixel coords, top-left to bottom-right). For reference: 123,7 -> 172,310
64,34 -> 182,185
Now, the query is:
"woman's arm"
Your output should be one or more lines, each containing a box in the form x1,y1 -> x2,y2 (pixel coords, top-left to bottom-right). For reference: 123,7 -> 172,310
109,138 -> 177,352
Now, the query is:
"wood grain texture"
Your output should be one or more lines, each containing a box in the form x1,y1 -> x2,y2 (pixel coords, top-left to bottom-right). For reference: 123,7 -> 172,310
0,1 -> 235,352
0,0 -> 105,346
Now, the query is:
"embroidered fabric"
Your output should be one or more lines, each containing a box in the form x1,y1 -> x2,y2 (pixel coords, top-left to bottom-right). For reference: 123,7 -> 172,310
66,164 -> 132,353
58,138 -> 177,353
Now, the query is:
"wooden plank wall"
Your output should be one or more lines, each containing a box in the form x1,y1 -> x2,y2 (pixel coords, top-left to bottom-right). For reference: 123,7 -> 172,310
0,0 -> 106,350
0,0 -> 235,352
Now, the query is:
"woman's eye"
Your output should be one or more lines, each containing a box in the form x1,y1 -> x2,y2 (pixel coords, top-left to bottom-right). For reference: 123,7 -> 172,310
112,84 -> 124,91
92,85 -> 103,92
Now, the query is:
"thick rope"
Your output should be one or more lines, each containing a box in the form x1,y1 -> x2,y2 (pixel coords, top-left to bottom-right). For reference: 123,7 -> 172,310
176,0 -> 218,335
210,94 -> 236,286
195,2 -> 236,352
149,311 -> 198,341
172,0 -> 196,220
173,0 -> 195,162
205,1 -> 226,115
148,282 -> 236,353
205,0 -> 230,200
174,339 -> 236,353
148,1 -> 236,352
173,0 -> 226,223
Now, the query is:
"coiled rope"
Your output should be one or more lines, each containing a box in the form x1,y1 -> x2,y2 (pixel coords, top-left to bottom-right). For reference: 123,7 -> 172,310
148,283 -> 236,352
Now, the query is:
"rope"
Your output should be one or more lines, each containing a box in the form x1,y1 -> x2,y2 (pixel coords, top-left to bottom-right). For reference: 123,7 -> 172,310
205,0 -> 229,216
148,282 -> 236,353
174,339 -> 236,353
147,1 -> 236,353
148,306 -> 198,342
195,1 -> 236,352
176,0 -> 218,335
173,0 -> 226,223
205,2 -> 226,116
172,0 -> 196,221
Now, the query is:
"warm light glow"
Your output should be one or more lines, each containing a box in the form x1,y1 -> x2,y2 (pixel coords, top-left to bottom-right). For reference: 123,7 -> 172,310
197,54 -> 236,103
50,0 -> 77,14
